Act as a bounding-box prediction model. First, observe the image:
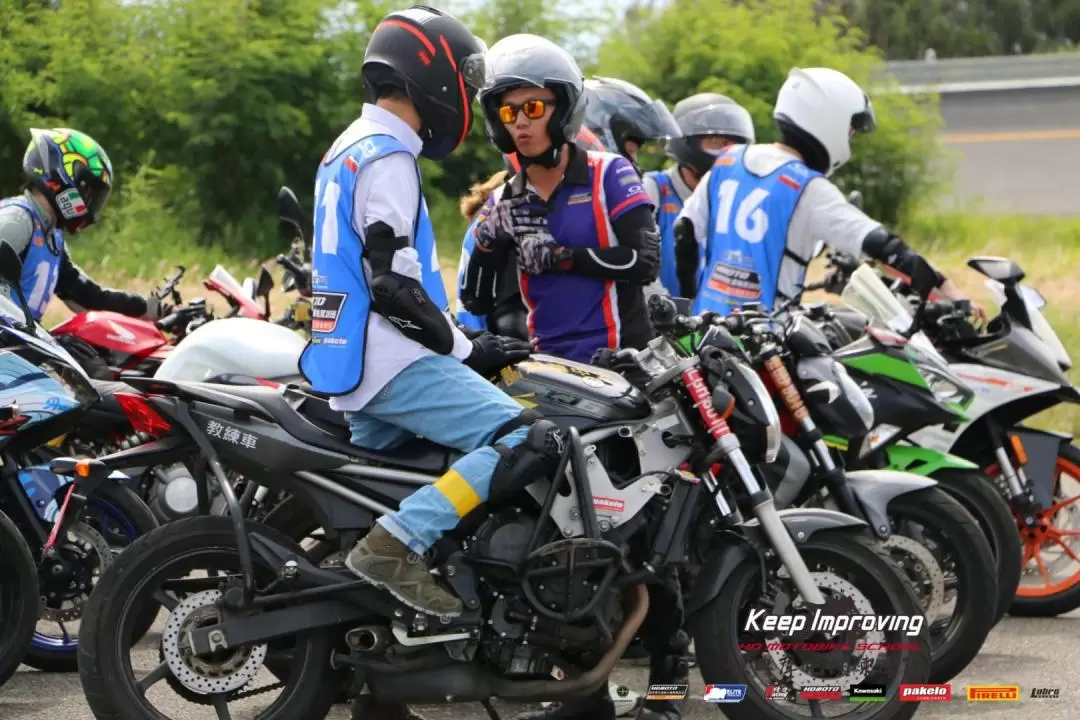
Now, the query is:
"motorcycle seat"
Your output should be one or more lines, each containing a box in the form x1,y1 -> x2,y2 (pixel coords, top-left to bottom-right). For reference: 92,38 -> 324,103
137,379 -> 451,474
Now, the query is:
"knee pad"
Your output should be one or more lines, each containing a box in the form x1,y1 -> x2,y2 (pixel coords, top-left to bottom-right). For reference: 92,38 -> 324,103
488,417 -> 564,504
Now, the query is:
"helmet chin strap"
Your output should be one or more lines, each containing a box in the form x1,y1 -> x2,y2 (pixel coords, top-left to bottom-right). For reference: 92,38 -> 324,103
517,143 -> 562,170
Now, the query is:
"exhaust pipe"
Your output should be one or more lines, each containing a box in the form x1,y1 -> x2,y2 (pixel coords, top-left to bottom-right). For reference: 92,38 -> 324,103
367,583 -> 649,703
346,625 -> 391,656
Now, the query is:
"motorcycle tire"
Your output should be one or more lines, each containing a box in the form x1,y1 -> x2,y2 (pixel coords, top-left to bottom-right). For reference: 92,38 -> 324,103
24,484 -> 158,673
693,531 -> 931,720
885,488 -> 997,684
0,509 -> 38,688
932,468 -> 1022,625
78,515 -> 336,720
1009,442 -> 1080,617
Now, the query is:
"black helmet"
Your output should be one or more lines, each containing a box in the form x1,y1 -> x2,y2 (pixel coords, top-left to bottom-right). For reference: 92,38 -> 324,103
666,93 -> 756,177
22,128 -> 114,233
479,34 -> 585,168
362,5 -> 488,161
582,77 -> 681,164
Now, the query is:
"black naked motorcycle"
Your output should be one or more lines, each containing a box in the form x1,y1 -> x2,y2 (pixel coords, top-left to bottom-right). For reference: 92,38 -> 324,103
66,300 -> 930,720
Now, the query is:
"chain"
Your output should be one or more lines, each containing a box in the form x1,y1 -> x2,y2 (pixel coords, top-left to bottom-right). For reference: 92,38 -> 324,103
229,680 -> 286,701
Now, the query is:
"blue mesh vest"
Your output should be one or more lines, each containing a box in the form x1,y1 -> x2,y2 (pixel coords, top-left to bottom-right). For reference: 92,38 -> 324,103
453,215 -> 487,332
693,146 -> 818,315
0,196 -> 64,320
298,134 -> 447,395
646,170 -> 683,297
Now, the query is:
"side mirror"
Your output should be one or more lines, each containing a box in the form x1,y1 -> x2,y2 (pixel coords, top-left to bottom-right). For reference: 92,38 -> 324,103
277,186 -> 308,245
256,265 -> 274,317
847,190 -> 864,210
0,242 -> 35,329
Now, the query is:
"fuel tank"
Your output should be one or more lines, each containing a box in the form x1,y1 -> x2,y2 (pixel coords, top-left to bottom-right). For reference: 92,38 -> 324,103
494,354 -> 652,431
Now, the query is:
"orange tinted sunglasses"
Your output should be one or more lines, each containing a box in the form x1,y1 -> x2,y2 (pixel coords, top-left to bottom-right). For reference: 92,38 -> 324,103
498,99 -> 552,124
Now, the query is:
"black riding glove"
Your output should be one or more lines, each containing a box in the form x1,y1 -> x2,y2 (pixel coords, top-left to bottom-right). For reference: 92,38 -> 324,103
591,347 -> 652,390
463,333 -> 533,377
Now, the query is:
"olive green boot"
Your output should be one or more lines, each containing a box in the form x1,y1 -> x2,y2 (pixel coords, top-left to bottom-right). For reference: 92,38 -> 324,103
345,524 -> 462,616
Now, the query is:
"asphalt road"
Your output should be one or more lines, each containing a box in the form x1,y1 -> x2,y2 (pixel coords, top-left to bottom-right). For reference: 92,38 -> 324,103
936,86 -> 1080,214
0,609 -> 1072,720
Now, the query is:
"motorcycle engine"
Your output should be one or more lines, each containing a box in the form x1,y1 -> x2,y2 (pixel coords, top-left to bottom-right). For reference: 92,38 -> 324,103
465,507 -> 624,678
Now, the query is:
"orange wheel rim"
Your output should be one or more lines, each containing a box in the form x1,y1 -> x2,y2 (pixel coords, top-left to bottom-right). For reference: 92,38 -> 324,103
1001,456 -> 1080,598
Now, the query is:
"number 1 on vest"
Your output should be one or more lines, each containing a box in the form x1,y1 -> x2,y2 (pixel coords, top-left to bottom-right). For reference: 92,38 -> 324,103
315,179 -> 342,256
713,179 -> 770,244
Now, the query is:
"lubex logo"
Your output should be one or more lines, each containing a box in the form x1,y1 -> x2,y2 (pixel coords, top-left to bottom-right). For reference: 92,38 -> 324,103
966,685 -> 1019,701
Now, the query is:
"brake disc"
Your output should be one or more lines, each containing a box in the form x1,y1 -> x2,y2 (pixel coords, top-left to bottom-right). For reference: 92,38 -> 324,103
765,571 -> 885,689
161,589 -> 268,695
883,534 -> 947,620
40,522 -> 111,623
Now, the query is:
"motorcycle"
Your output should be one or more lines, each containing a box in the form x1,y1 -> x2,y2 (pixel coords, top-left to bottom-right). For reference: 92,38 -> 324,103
66,298 -> 929,720
820,250 -> 1080,617
0,507 -> 39,687
0,244 -> 159,672
804,267 -> 1022,626
659,297 -> 996,684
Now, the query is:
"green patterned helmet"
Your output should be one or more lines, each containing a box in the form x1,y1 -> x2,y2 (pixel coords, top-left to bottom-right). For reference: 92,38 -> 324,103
22,128 -> 114,233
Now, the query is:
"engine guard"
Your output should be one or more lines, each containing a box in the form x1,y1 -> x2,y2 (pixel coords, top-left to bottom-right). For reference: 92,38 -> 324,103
685,507 -> 867,618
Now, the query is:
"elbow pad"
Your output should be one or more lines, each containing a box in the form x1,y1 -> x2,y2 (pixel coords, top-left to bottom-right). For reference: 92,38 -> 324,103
861,226 -> 944,298
365,221 -> 454,354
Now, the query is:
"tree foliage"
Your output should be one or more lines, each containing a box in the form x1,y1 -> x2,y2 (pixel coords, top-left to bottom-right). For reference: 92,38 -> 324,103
2,0 -> 942,261
596,0 -> 943,225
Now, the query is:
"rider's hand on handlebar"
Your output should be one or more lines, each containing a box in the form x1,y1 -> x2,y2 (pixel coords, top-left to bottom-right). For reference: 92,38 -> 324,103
143,293 -> 173,321
937,278 -> 987,324
591,347 -> 652,390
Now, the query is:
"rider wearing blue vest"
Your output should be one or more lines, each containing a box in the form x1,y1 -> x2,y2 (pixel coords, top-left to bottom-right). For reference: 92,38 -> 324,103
640,93 -> 756,297
0,129 -> 164,326
675,67 -> 979,316
298,8 -> 561,651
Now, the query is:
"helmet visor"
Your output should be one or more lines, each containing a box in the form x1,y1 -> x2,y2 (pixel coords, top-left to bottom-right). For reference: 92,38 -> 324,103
851,97 -> 876,134
460,43 -> 489,91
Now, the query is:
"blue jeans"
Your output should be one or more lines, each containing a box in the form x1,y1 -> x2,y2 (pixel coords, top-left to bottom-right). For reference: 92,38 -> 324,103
346,354 -> 528,553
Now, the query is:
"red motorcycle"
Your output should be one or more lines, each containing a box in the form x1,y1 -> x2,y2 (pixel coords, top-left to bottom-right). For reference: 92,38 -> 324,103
50,263 -> 275,380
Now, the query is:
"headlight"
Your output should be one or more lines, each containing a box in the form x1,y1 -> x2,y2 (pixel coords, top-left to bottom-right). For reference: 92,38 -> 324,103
734,363 -> 782,463
834,361 -> 874,431
919,365 -> 966,405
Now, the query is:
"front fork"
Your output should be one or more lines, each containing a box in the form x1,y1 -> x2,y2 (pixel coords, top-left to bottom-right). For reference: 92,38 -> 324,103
682,365 -> 826,605
985,416 -> 1040,523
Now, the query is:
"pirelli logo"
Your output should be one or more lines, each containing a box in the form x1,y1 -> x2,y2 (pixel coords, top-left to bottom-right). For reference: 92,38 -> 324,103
966,685 -> 1019,701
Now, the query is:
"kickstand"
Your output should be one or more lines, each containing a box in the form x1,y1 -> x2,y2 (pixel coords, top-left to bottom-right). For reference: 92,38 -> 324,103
480,699 -> 502,720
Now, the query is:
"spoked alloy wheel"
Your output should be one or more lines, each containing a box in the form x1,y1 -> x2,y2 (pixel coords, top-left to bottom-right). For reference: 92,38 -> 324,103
693,532 -> 931,720
77,516 -> 337,720
1005,444 -> 1080,616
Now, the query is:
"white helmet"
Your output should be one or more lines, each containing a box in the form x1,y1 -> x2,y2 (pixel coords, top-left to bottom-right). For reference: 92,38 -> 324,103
772,67 -> 875,176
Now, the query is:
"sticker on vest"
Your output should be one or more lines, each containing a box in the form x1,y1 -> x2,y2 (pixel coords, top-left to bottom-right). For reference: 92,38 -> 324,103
55,188 -> 87,219
706,252 -> 761,301
567,192 -> 592,205
311,291 -> 348,333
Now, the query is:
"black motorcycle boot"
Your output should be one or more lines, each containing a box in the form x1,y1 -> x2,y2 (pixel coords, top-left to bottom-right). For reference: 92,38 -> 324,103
638,630 -> 692,720
510,685 -> 616,720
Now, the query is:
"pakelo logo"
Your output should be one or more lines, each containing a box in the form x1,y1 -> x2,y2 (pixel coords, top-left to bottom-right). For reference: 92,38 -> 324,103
1031,687 -> 1060,699
966,685 -> 1019,701
899,684 -> 952,702
703,684 -> 746,703
55,188 -> 87,220
594,496 -> 625,513
799,686 -> 842,701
